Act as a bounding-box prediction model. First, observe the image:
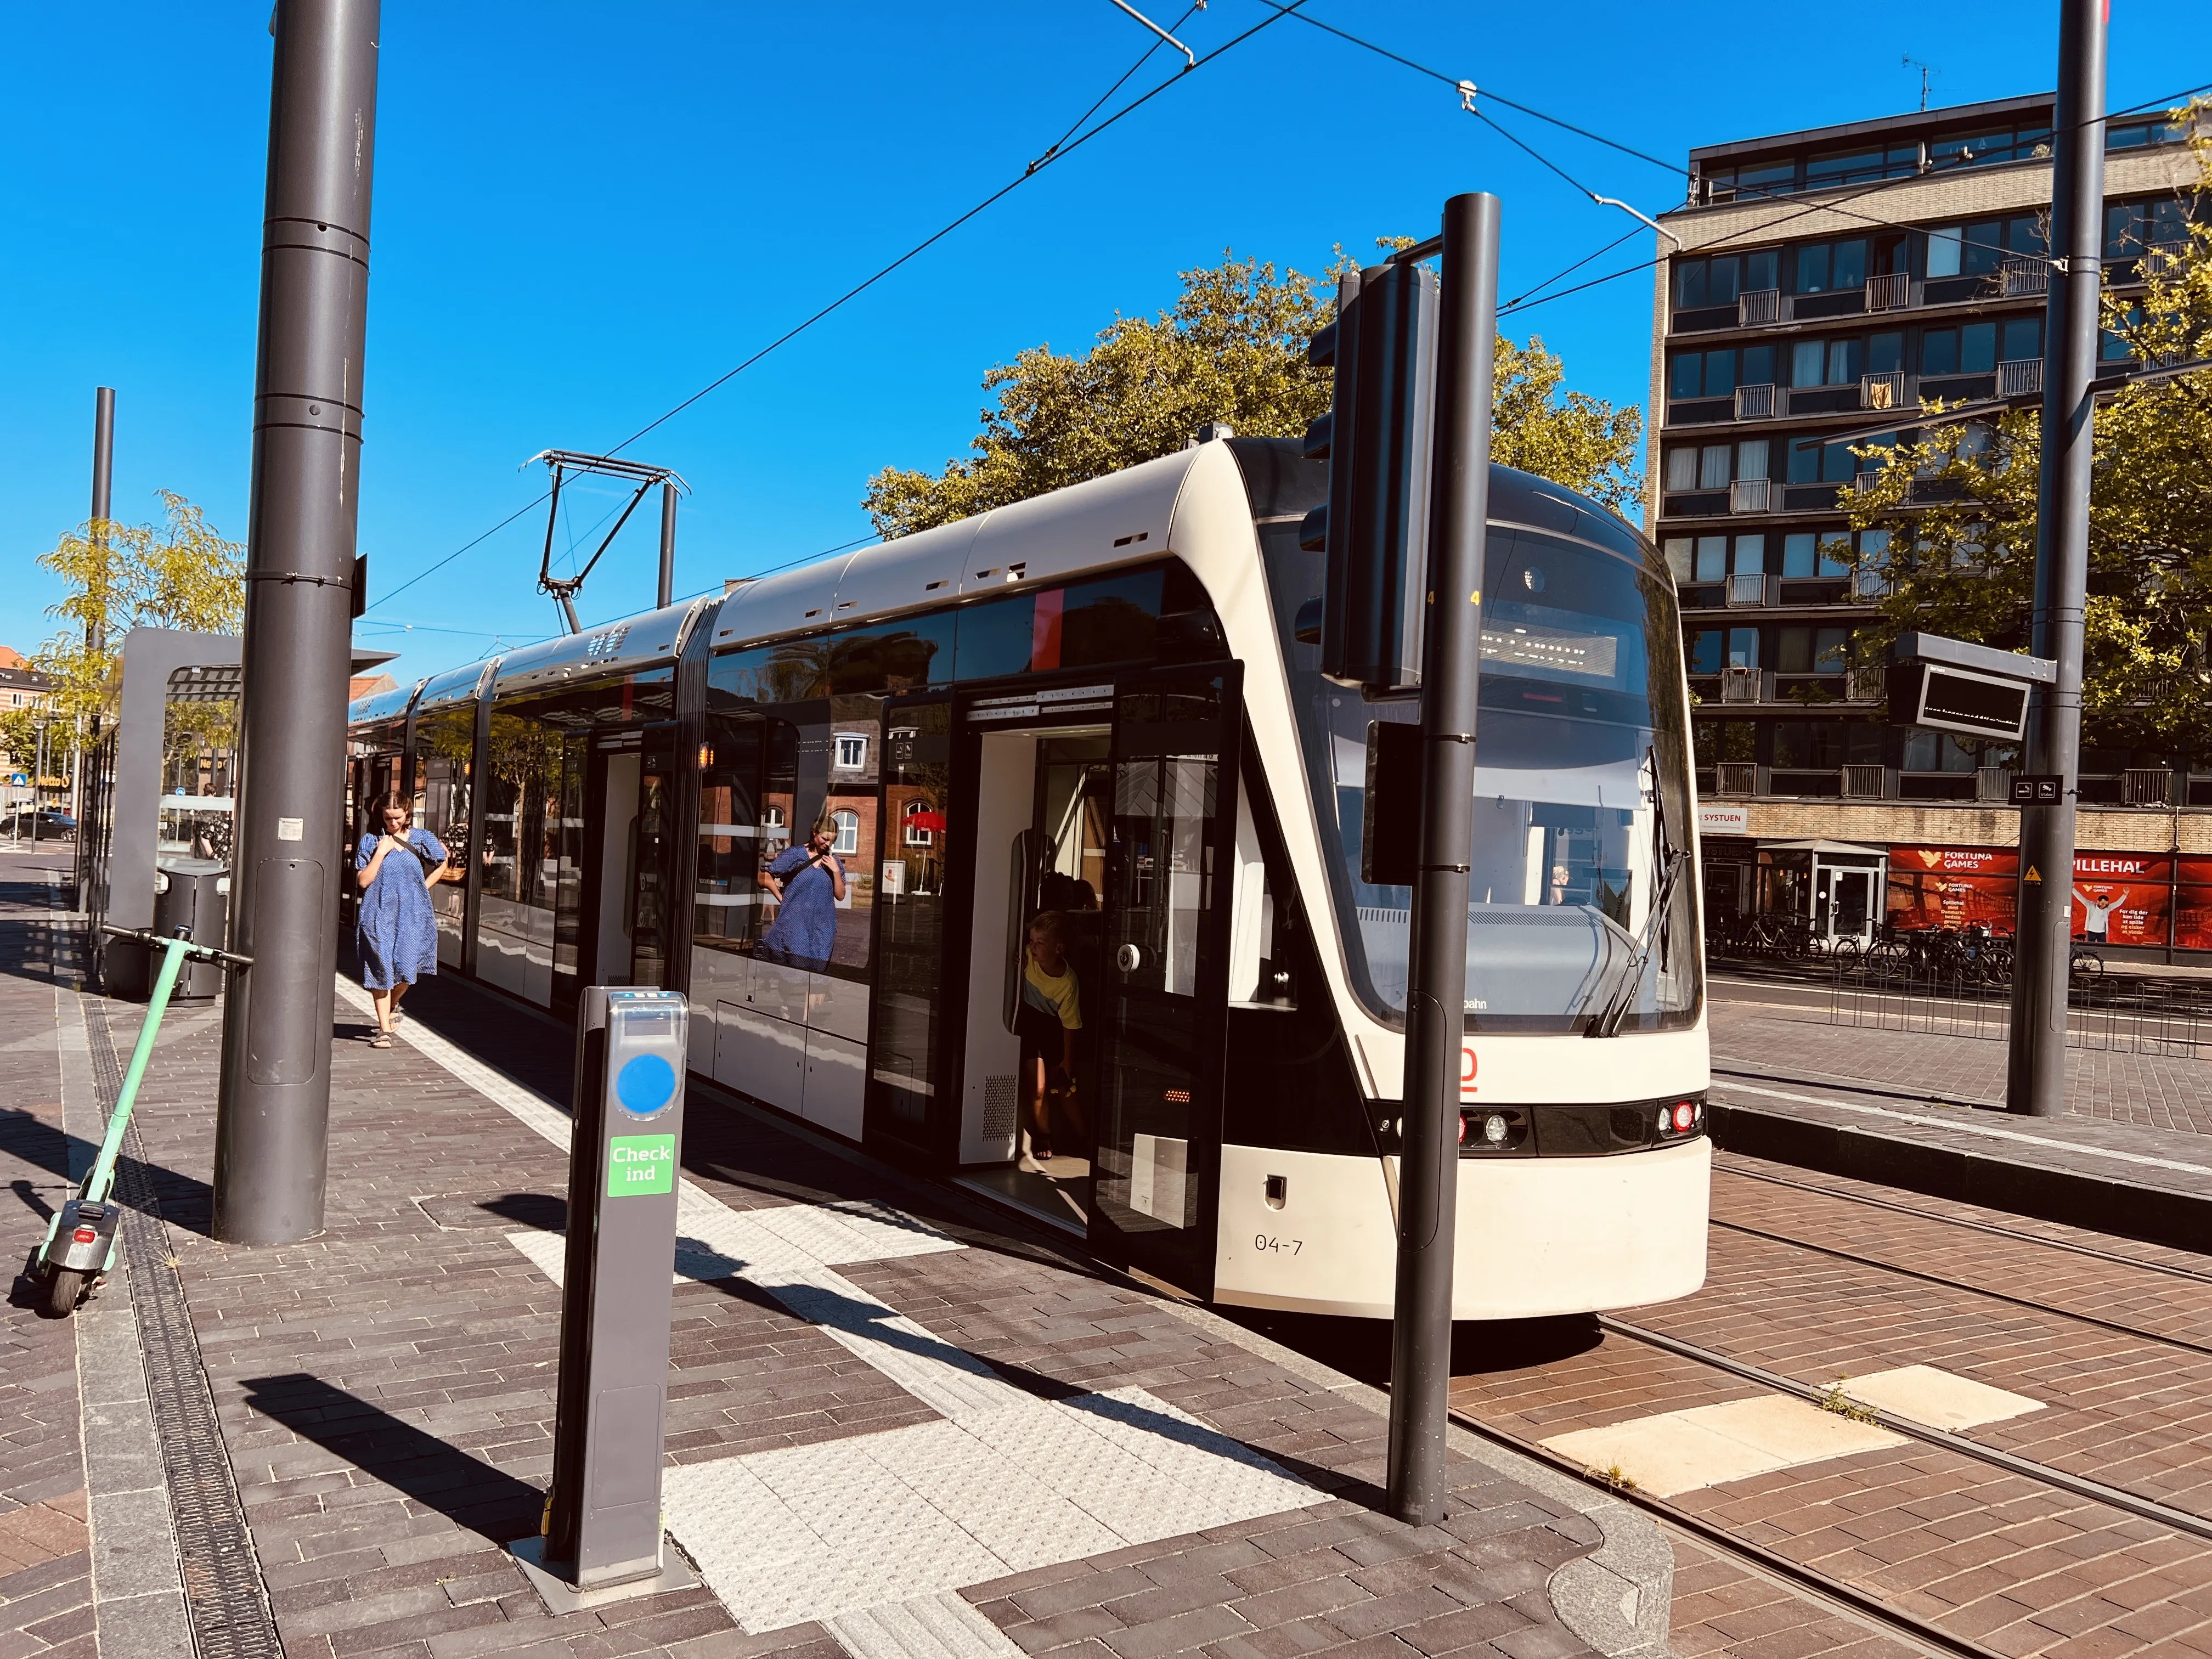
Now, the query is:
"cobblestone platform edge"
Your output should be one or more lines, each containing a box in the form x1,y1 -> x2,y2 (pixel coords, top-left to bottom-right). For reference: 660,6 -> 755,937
1707,1096 -> 2212,1255
1135,1297 -> 1676,1657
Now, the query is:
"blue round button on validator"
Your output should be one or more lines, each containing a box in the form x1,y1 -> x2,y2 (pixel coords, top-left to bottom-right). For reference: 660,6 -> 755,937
615,1052 -> 677,1117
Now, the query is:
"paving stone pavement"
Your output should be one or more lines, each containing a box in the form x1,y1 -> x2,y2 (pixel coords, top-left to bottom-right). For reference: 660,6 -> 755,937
0,857 -> 93,1659
2,914 -> 1634,1659
1709,994 -> 2212,1137
1447,1146 -> 2212,1657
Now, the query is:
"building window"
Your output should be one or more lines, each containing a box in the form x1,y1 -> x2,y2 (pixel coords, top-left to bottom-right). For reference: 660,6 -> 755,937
1694,536 -> 1728,582
1787,437 -> 1862,485
1663,538 -> 1692,582
1699,445 -> 1731,490
1792,239 -> 1869,294
832,733 -> 868,771
902,799 -> 934,847
1777,625 -> 1852,673
1733,534 -> 1766,575
831,808 -> 860,855
1781,531 -> 1852,578
1666,447 -> 1697,492
1726,628 -> 1758,670
1930,125 -> 2052,172
1673,251 -> 1779,308
1672,345 -> 1775,399
2000,316 -> 2043,363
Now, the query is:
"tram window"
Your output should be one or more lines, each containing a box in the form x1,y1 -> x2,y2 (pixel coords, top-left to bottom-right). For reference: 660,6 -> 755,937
694,720 -> 762,952
1267,517 -> 1700,1032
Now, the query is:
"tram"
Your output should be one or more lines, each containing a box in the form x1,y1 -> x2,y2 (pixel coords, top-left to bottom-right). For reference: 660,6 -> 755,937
348,433 -> 1709,1319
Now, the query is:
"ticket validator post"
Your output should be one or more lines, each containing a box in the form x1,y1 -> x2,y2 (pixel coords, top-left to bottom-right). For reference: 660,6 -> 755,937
531,988 -> 690,1596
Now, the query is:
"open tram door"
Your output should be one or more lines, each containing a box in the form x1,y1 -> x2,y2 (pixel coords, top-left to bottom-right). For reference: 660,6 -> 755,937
1087,665 -> 1242,1300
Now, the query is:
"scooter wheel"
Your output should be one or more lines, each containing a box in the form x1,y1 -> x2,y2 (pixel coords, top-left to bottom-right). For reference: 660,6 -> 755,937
43,1267 -> 89,1318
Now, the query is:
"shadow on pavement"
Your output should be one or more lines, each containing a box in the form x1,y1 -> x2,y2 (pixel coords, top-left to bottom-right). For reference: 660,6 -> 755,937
240,1372 -> 544,1543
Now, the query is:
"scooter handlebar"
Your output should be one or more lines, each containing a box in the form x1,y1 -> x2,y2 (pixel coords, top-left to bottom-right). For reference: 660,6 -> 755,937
97,923 -> 255,970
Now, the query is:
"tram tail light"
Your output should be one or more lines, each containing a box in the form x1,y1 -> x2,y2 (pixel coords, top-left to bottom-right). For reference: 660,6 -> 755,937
1658,1098 -> 1705,1137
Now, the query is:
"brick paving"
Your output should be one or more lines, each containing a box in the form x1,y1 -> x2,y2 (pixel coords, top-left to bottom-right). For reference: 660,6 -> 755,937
1662,1535 -> 1919,1659
0,852 -> 93,1659
1444,1144 -> 2212,1657
0,879 -> 1624,1659
1709,994 -> 2212,1136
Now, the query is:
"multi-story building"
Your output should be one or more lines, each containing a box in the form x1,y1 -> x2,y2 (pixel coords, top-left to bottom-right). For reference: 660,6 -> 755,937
1650,94 -> 2209,957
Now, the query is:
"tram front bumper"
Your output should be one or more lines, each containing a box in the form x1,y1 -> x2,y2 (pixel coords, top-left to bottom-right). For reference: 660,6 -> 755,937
1214,1137 -> 1711,1321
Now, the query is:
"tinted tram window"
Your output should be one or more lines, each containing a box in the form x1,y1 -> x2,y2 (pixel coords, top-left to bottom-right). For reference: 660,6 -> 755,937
1262,512 -> 1701,1034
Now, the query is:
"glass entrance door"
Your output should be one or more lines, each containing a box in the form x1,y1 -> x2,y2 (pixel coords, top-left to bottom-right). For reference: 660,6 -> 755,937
628,726 -> 678,989
1089,667 -> 1241,1297
865,698 -> 953,1155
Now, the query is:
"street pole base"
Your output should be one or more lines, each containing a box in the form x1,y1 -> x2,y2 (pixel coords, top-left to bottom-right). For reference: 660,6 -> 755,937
507,1534 -> 698,1615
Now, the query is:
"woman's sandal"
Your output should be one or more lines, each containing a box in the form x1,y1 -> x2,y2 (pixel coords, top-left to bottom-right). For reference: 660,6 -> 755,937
368,1030 -> 394,1048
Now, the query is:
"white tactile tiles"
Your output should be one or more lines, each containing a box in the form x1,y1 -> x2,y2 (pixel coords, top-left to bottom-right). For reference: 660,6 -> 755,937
827,1590 -> 1031,1659
354,978 -> 1327,1649
665,1384 -> 1330,1632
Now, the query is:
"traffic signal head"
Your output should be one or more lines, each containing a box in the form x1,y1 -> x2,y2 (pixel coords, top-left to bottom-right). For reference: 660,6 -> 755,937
1300,261 -> 1438,691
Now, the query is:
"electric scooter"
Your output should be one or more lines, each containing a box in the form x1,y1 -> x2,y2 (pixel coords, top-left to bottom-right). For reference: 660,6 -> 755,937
32,923 -> 252,1318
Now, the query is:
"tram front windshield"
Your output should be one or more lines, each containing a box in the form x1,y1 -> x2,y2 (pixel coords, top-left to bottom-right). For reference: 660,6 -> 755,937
1267,519 -> 1701,1034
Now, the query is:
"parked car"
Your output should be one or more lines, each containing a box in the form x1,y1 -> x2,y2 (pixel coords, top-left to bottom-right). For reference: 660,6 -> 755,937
2,807 -> 77,839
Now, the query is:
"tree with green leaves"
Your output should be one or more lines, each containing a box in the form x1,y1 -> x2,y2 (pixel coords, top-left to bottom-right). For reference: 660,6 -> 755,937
862,249 -> 1644,538
2,491 -> 246,771
1843,112 -> 2212,759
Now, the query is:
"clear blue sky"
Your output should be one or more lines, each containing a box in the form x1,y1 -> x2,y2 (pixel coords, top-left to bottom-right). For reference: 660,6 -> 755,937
2,2 -> 2203,684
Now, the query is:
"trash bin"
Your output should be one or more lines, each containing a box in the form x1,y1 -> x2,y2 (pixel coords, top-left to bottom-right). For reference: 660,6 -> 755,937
153,858 -> 230,1001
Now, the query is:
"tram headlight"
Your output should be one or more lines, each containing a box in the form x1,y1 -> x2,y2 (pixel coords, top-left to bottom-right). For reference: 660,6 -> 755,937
1481,1113 -> 1509,1145
1455,1107 -> 1527,1154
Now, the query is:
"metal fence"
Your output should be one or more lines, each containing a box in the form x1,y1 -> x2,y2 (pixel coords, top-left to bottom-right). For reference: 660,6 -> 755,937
1827,962 -> 2212,1057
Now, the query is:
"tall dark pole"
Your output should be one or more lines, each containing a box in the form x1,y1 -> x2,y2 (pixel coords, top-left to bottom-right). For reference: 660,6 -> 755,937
657,479 -> 677,610
213,0 -> 379,1244
2006,0 -> 2104,1118
89,387 -> 115,639
79,388 -> 115,863
1386,191 -> 1498,1526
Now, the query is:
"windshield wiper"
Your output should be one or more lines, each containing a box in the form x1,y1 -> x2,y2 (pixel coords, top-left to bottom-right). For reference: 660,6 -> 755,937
1583,848 -> 1685,1037
1580,745 -> 1681,1038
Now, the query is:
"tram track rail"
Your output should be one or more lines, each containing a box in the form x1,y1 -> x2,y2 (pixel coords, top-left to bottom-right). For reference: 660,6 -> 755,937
1595,1313 -> 2212,1543
1441,1401 -> 2011,1659
1706,1211 -> 2212,1358
1712,1160 -> 2212,1285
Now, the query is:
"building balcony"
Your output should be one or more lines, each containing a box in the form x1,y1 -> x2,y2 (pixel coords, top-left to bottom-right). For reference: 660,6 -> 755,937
1720,668 -> 1773,704
2143,239 -> 2190,278
1842,764 -> 1887,799
2123,767 -> 2176,806
1850,568 -> 1893,601
1723,572 -> 1771,607
1738,287 -> 1781,326
2001,256 -> 2049,298
1998,357 -> 2044,397
1860,370 -> 1905,410
1714,761 -> 1758,796
1976,766 -> 2013,802
1729,477 -> 1772,514
1734,382 -> 1776,419
1864,272 -> 1911,313
1845,666 -> 1886,702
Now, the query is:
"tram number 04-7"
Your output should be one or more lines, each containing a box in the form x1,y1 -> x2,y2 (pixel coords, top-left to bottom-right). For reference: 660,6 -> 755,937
1254,1235 -> 1303,1256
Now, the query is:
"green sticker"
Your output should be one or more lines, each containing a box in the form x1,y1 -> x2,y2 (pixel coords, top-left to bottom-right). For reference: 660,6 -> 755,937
606,1133 -> 675,1197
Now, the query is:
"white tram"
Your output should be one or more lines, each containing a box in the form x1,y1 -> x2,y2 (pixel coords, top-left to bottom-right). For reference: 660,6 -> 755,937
348,433 -> 1709,1319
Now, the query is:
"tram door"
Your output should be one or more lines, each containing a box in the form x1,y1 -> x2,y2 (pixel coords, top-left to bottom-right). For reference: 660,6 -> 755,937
583,723 -> 680,991
1088,666 -> 1241,1298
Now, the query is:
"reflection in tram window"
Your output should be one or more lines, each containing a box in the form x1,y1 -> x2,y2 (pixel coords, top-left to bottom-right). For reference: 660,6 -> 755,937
1268,522 -> 1701,1032
869,702 -> 951,1130
414,707 -> 474,964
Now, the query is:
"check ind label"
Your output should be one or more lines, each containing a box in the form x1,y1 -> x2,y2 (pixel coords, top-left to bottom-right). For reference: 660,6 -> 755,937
607,1133 -> 675,1197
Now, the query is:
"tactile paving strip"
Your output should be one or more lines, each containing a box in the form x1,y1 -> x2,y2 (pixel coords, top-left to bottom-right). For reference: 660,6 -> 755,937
87,1000 -> 283,1659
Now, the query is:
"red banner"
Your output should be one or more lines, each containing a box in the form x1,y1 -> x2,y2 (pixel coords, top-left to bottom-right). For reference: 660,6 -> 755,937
2069,853 -> 2171,946
1890,845 -> 2018,877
